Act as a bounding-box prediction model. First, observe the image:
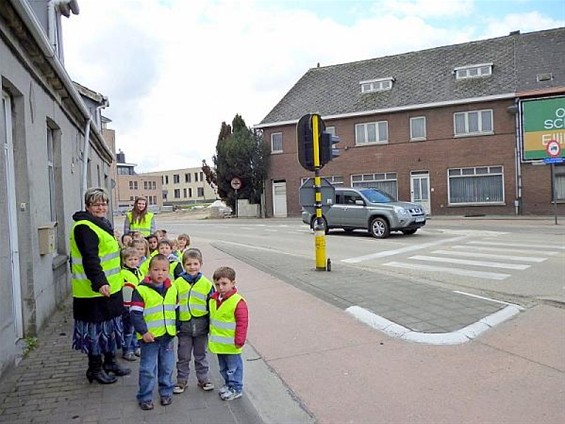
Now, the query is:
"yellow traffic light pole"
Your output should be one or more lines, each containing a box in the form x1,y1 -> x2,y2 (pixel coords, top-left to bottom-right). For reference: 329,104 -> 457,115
311,115 -> 327,271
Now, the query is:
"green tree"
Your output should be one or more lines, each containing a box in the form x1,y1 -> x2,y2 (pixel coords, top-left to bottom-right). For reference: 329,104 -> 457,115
204,114 -> 269,213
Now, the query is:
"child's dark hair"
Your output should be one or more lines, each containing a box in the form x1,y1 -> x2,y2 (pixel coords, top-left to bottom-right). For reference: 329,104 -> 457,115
182,248 -> 202,265
149,253 -> 168,268
213,266 -> 236,282
157,239 -> 173,249
146,234 -> 157,242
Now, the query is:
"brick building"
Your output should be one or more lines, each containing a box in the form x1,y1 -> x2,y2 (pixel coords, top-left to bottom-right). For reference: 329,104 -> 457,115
257,28 -> 565,217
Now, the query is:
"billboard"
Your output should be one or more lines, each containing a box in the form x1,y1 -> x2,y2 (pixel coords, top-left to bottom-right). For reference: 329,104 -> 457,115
521,96 -> 565,161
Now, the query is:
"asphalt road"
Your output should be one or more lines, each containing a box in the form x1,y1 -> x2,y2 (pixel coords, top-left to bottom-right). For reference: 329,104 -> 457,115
116,214 -> 565,307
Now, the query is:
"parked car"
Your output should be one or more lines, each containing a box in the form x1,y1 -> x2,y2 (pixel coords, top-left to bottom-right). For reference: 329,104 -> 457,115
301,187 -> 426,238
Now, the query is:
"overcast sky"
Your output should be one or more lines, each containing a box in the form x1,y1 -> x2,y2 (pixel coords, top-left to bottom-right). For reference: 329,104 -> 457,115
62,0 -> 565,173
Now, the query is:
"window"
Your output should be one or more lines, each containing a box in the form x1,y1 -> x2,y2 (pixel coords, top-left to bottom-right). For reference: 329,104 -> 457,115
355,121 -> 388,145
360,77 -> 394,93
143,181 -> 148,190
129,181 -> 134,190
271,132 -> 283,153
152,181 -> 156,189
554,164 -> 565,201
47,128 -> 56,221
301,175 -> 344,187
200,172 -> 204,181
454,110 -> 493,136
174,189 -> 181,199
129,181 -> 138,190
188,188 -> 193,197
197,187 -> 204,197
351,173 -> 398,199
194,172 -> 198,182
173,174 -> 180,184
454,63 -> 493,79
448,166 -> 504,205
164,175 -> 169,185
185,173 -> 191,183
183,188 -> 187,198
410,117 -> 426,141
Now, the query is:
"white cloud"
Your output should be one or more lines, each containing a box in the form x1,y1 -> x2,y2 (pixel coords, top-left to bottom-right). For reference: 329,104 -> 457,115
62,0 -> 563,172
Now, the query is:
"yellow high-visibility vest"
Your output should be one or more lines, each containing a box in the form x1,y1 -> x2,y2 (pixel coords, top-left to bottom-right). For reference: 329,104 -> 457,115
208,293 -> 244,354
70,220 -> 122,298
174,274 -> 213,321
126,211 -> 154,236
134,284 -> 177,339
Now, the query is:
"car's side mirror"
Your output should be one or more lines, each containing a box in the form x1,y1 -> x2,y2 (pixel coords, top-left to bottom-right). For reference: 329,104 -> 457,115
355,199 -> 364,205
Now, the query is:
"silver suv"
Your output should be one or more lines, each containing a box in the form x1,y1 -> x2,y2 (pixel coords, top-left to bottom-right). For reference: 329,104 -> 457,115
302,187 -> 426,238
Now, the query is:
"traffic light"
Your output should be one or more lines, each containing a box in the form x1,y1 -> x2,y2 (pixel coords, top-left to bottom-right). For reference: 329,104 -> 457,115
296,114 -> 324,171
320,131 -> 341,166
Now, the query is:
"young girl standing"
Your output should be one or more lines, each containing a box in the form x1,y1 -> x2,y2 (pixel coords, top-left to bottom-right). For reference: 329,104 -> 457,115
172,248 -> 215,394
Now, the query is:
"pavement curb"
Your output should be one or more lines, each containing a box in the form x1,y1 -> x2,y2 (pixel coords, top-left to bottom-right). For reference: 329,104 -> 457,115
346,304 -> 522,345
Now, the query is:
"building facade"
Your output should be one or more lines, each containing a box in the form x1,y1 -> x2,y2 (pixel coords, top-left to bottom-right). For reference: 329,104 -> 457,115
115,151 -> 163,212
1,0 -> 114,378
257,28 -> 565,218
143,167 -> 217,207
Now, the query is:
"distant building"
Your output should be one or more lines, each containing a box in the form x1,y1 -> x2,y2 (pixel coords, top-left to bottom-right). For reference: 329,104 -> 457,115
115,151 -> 162,212
257,28 -> 565,218
0,0 -> 114,378
143,167 -> 217,207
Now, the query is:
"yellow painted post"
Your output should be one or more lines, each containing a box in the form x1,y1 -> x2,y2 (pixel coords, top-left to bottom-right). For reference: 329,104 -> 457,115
312,114 -> 327,271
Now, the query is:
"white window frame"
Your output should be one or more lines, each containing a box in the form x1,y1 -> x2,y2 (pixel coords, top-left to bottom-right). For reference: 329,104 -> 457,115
453,110 -> 493,136
355,121 -> 388,145
454,63 -> 493,79
360,77 -> 394,93
271,132 -> 283,153
410,116 -> 426,141
351,172 -> 398,199
447,166 -> 504,205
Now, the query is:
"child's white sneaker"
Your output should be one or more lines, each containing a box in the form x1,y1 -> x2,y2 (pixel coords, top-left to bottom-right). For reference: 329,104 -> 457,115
220,389 -> 242,401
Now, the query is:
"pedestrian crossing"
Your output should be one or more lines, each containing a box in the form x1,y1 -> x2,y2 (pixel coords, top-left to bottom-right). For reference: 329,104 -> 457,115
382,240 -> 564,281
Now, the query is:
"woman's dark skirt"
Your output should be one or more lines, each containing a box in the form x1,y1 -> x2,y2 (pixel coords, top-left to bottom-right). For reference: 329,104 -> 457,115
72,316 -> 125,355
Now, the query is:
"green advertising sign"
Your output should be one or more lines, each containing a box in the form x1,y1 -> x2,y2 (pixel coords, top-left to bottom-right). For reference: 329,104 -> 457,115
522,97 -> 565,161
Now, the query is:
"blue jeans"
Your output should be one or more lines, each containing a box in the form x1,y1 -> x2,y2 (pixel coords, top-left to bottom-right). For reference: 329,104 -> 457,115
137,336 -> 175,403
217,354 -> 243,392
122,313 -> 138,354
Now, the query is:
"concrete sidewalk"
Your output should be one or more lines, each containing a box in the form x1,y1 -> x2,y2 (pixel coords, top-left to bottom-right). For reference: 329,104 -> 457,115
1,241 -> 564,423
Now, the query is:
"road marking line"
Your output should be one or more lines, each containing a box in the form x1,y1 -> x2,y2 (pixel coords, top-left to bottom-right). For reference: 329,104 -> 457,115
342,236 -> 468,263
450,245 -> 560,255
409,255 -> 530,270
383,261 -> 510,280
453,291 -> 526,309
432,249 -> 547,262
468,241 -> 565,250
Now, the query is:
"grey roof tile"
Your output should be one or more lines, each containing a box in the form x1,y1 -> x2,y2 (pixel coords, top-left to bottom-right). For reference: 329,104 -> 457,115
259,28 -> 565,126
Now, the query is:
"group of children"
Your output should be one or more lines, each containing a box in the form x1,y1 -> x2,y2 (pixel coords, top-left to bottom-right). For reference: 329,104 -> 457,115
118,230 -> 248,411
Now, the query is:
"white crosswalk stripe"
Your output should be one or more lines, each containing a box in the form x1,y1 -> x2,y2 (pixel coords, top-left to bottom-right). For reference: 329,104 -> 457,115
381,239 -> 562,281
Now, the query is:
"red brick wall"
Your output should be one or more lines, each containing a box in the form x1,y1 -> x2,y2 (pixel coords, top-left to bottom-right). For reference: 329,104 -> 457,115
263,99 -> 563,217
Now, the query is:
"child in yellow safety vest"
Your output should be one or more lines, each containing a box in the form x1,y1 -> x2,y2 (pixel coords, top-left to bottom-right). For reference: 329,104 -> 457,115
157,239 -> 183,280
130,254 -> 178,411
172,248 -> 215,394
120,247 -> 143,361
209,266 -> 248,401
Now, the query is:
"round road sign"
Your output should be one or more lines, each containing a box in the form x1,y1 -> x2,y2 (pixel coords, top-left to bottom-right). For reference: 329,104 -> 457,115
546,140 -> 561,158
231,177 -> 242,190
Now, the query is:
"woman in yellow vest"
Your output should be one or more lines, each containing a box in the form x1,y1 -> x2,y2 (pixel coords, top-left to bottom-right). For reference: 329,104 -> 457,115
70,187 -> 131,385
124,196 -> 156,237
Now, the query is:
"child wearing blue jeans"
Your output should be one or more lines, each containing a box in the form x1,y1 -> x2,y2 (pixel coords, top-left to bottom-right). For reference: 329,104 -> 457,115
120,247 -> 142,361
209,266 -> 248,401
130,254 -> 178,410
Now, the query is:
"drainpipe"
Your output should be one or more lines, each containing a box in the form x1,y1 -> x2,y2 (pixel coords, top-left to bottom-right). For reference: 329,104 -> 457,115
81,100 -> 109,210
47,1 -> 56,53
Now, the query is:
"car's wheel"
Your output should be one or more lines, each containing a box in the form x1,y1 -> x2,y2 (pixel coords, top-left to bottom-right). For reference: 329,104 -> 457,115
310,216 -> 329,234
369,217 -> 390,238
402,229 -> 417,235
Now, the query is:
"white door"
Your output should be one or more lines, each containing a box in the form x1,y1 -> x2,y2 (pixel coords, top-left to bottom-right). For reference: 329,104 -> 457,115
410,171 -> 431,215
272,181 -> 287,217
2,92 -> 23,339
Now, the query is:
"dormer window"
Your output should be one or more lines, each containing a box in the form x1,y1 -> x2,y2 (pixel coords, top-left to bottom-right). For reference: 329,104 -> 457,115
454,63 -> 493,79
360,77 -> 394,93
